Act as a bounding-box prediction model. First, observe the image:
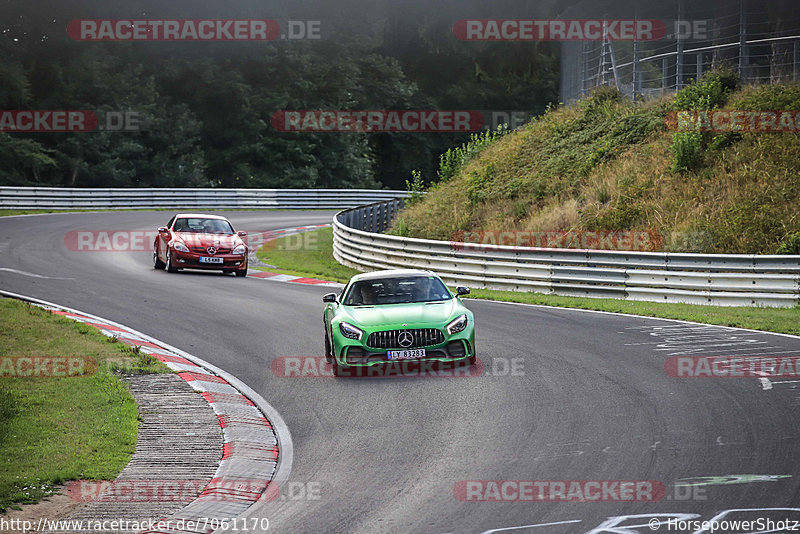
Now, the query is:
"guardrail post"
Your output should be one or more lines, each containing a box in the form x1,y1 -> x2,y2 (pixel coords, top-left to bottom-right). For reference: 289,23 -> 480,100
632,36 -> 640,100
696,53 -> 703,82
739,0 -> 747,82
676,0 -> 685,89
386,201 -> 394,226
376,202 -> 385,232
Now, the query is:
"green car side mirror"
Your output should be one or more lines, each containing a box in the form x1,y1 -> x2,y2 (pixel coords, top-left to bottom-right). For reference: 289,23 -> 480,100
323,293 -> 338,303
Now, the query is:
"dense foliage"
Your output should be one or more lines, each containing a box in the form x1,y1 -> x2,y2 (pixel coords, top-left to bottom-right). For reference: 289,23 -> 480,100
0,0 -> 560,189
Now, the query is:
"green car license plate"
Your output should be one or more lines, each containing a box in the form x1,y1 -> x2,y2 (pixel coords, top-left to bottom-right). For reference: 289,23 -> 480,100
387,349 -> 425,360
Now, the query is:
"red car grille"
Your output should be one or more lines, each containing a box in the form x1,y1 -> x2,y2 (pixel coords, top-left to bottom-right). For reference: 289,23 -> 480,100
367,329 -> 444,349
190,246 -> 231,254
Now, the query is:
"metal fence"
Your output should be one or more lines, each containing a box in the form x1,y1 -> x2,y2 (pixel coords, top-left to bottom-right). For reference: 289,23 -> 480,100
561,0 -> 800,102
0,187 -> 409,210
333,200 -> 800,308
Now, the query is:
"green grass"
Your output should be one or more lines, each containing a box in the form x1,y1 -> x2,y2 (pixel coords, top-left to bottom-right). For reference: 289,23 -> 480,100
257,227 -> 800,337
255,227 -> 361,283
0,210 -> 67,216
0,298 -> 170,512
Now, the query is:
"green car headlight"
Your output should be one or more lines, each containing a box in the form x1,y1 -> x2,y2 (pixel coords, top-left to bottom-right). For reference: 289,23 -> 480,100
446,314 -> 468,335
339,322 -> 364,340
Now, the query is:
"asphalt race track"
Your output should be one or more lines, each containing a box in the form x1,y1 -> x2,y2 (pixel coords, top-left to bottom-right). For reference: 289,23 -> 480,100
2,211 -> 800,534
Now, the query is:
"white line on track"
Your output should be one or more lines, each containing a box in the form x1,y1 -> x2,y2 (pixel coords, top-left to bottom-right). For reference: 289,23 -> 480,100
0,267 -> 75,280
479,519 -> 583,533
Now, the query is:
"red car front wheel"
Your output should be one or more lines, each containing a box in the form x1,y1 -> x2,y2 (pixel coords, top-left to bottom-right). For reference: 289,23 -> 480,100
234,258 -> 247,277
166,248 -> 179,273
153,247 -> 165,270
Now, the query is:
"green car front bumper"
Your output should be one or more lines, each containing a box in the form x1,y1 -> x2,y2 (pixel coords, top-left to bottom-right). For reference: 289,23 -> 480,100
331,324 -> 475,369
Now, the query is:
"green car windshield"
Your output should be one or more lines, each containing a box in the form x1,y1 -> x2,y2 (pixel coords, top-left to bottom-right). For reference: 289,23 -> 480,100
343,276 -> 452,306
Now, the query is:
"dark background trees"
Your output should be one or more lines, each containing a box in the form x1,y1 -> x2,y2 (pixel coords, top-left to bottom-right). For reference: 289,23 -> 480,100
0,0 -> 560,189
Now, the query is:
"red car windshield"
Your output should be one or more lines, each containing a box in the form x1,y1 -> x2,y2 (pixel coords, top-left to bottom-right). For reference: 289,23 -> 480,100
173,218 -> 234,234
344,276 -> 451,306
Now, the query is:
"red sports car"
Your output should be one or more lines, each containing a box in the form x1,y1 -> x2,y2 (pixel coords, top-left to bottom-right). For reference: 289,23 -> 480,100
153,214 -> 248,277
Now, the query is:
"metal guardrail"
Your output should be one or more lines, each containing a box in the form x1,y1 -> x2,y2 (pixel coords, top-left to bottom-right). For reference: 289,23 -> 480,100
0,187 -> 409,210
333,199 -> 800,308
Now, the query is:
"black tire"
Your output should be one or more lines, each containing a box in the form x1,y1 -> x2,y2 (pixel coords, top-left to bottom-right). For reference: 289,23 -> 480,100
153,248 -> 165,270
166,249 -> 179,273
324,328 -> 333,363
234,259 -> 248,277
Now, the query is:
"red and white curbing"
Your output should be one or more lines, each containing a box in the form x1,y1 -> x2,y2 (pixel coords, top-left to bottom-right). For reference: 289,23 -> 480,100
271,224 -> 328,233
248,270 -> 340,286
0,289 -> 292,534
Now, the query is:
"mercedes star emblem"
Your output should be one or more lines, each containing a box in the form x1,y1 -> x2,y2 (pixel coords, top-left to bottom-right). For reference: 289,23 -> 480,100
207,246 -> 217,255
398,331 -> 413,348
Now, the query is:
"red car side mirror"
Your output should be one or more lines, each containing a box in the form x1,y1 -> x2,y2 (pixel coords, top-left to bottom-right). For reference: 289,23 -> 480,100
158,227 -> 169,233
237,231 -> 247,237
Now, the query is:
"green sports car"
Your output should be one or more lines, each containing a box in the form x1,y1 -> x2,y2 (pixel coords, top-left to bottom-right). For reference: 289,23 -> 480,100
322,269 -> 475,376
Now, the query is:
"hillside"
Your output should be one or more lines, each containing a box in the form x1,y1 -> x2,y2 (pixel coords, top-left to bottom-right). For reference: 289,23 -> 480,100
390,73 -> 800,255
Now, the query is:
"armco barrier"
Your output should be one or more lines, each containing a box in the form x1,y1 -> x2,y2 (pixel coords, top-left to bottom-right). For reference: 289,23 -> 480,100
0,187 -> 409,210
333,200 -> 800,308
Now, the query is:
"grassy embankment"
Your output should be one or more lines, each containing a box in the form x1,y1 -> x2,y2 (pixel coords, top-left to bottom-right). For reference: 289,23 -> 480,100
391,73 -> 800,255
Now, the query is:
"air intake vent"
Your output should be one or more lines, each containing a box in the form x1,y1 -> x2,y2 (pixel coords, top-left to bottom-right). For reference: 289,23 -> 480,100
367,329 -> 444,349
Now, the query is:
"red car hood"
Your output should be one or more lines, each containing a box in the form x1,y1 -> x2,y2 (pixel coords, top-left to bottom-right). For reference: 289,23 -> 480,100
173,232 -> 243,249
